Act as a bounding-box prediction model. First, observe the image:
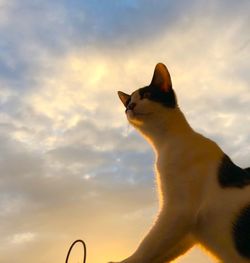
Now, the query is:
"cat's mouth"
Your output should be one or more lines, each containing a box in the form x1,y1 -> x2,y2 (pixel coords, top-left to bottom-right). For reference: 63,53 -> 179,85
126,110 -> 153,118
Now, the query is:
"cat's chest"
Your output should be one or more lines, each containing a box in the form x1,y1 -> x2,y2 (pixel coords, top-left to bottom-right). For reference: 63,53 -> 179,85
155,147 -> 198,179
155,146 -> 221,204
155,136 -> 223,180
155,149 -> 197,198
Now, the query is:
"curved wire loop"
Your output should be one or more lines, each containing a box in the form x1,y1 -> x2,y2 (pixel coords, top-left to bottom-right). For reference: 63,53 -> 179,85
65,239 -> 87,263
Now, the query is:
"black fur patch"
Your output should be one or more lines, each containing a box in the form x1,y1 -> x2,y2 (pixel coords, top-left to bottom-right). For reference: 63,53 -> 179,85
245,167 -> 250,174
218,155 -> 250,188
138,85 -> 177,108
233,204 -> 250,258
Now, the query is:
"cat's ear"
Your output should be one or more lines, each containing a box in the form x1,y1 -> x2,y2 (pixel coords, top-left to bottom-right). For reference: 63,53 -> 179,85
150,63 -> 172,92
118,91 -> 130,107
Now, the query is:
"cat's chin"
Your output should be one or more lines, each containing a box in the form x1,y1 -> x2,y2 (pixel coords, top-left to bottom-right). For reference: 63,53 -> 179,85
127,110 -> 152,118
126,110 -> 151,126
126,111 -> 144,126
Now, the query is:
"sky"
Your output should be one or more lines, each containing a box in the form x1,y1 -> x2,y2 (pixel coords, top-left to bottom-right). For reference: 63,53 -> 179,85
0,0 -> 250,262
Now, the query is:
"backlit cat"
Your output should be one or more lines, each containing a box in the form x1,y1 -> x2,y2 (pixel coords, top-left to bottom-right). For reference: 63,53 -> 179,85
110,63 -> 250,263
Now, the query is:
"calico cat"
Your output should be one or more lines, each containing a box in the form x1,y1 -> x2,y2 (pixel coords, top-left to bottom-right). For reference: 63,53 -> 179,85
110,63 -> 250,263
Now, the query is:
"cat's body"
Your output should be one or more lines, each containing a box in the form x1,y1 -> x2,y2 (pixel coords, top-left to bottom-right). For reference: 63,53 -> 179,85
110,63 -> 250,263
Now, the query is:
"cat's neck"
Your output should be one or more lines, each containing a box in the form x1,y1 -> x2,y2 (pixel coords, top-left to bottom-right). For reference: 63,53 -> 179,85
141,108 -> 193,153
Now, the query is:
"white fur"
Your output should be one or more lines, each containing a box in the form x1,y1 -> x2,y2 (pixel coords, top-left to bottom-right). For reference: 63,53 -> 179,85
110,89 -> 250,263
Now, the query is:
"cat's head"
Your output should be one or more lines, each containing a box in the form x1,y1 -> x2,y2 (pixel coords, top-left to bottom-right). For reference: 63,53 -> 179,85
118,63 -> 178,133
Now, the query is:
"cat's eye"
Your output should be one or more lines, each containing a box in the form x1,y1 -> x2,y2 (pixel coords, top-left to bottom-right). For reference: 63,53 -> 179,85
143,92 -> 151,99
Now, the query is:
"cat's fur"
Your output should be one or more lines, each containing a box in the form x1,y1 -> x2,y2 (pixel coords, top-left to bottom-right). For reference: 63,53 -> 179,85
110,63 -> 250,263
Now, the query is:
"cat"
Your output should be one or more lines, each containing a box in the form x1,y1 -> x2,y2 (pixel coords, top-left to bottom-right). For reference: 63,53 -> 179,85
109,63 -> 250,263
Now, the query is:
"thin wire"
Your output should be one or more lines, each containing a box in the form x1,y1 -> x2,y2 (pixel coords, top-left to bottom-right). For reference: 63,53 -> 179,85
65,239 -> 87,263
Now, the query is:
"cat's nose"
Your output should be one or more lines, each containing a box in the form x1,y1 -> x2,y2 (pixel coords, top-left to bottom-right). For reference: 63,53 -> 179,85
126,102 -> 136,112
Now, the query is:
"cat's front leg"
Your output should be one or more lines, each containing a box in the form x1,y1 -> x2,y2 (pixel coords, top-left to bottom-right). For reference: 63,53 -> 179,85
152,234 -> 195,263
108,237 -> 194,263
109,206 -> 193,263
